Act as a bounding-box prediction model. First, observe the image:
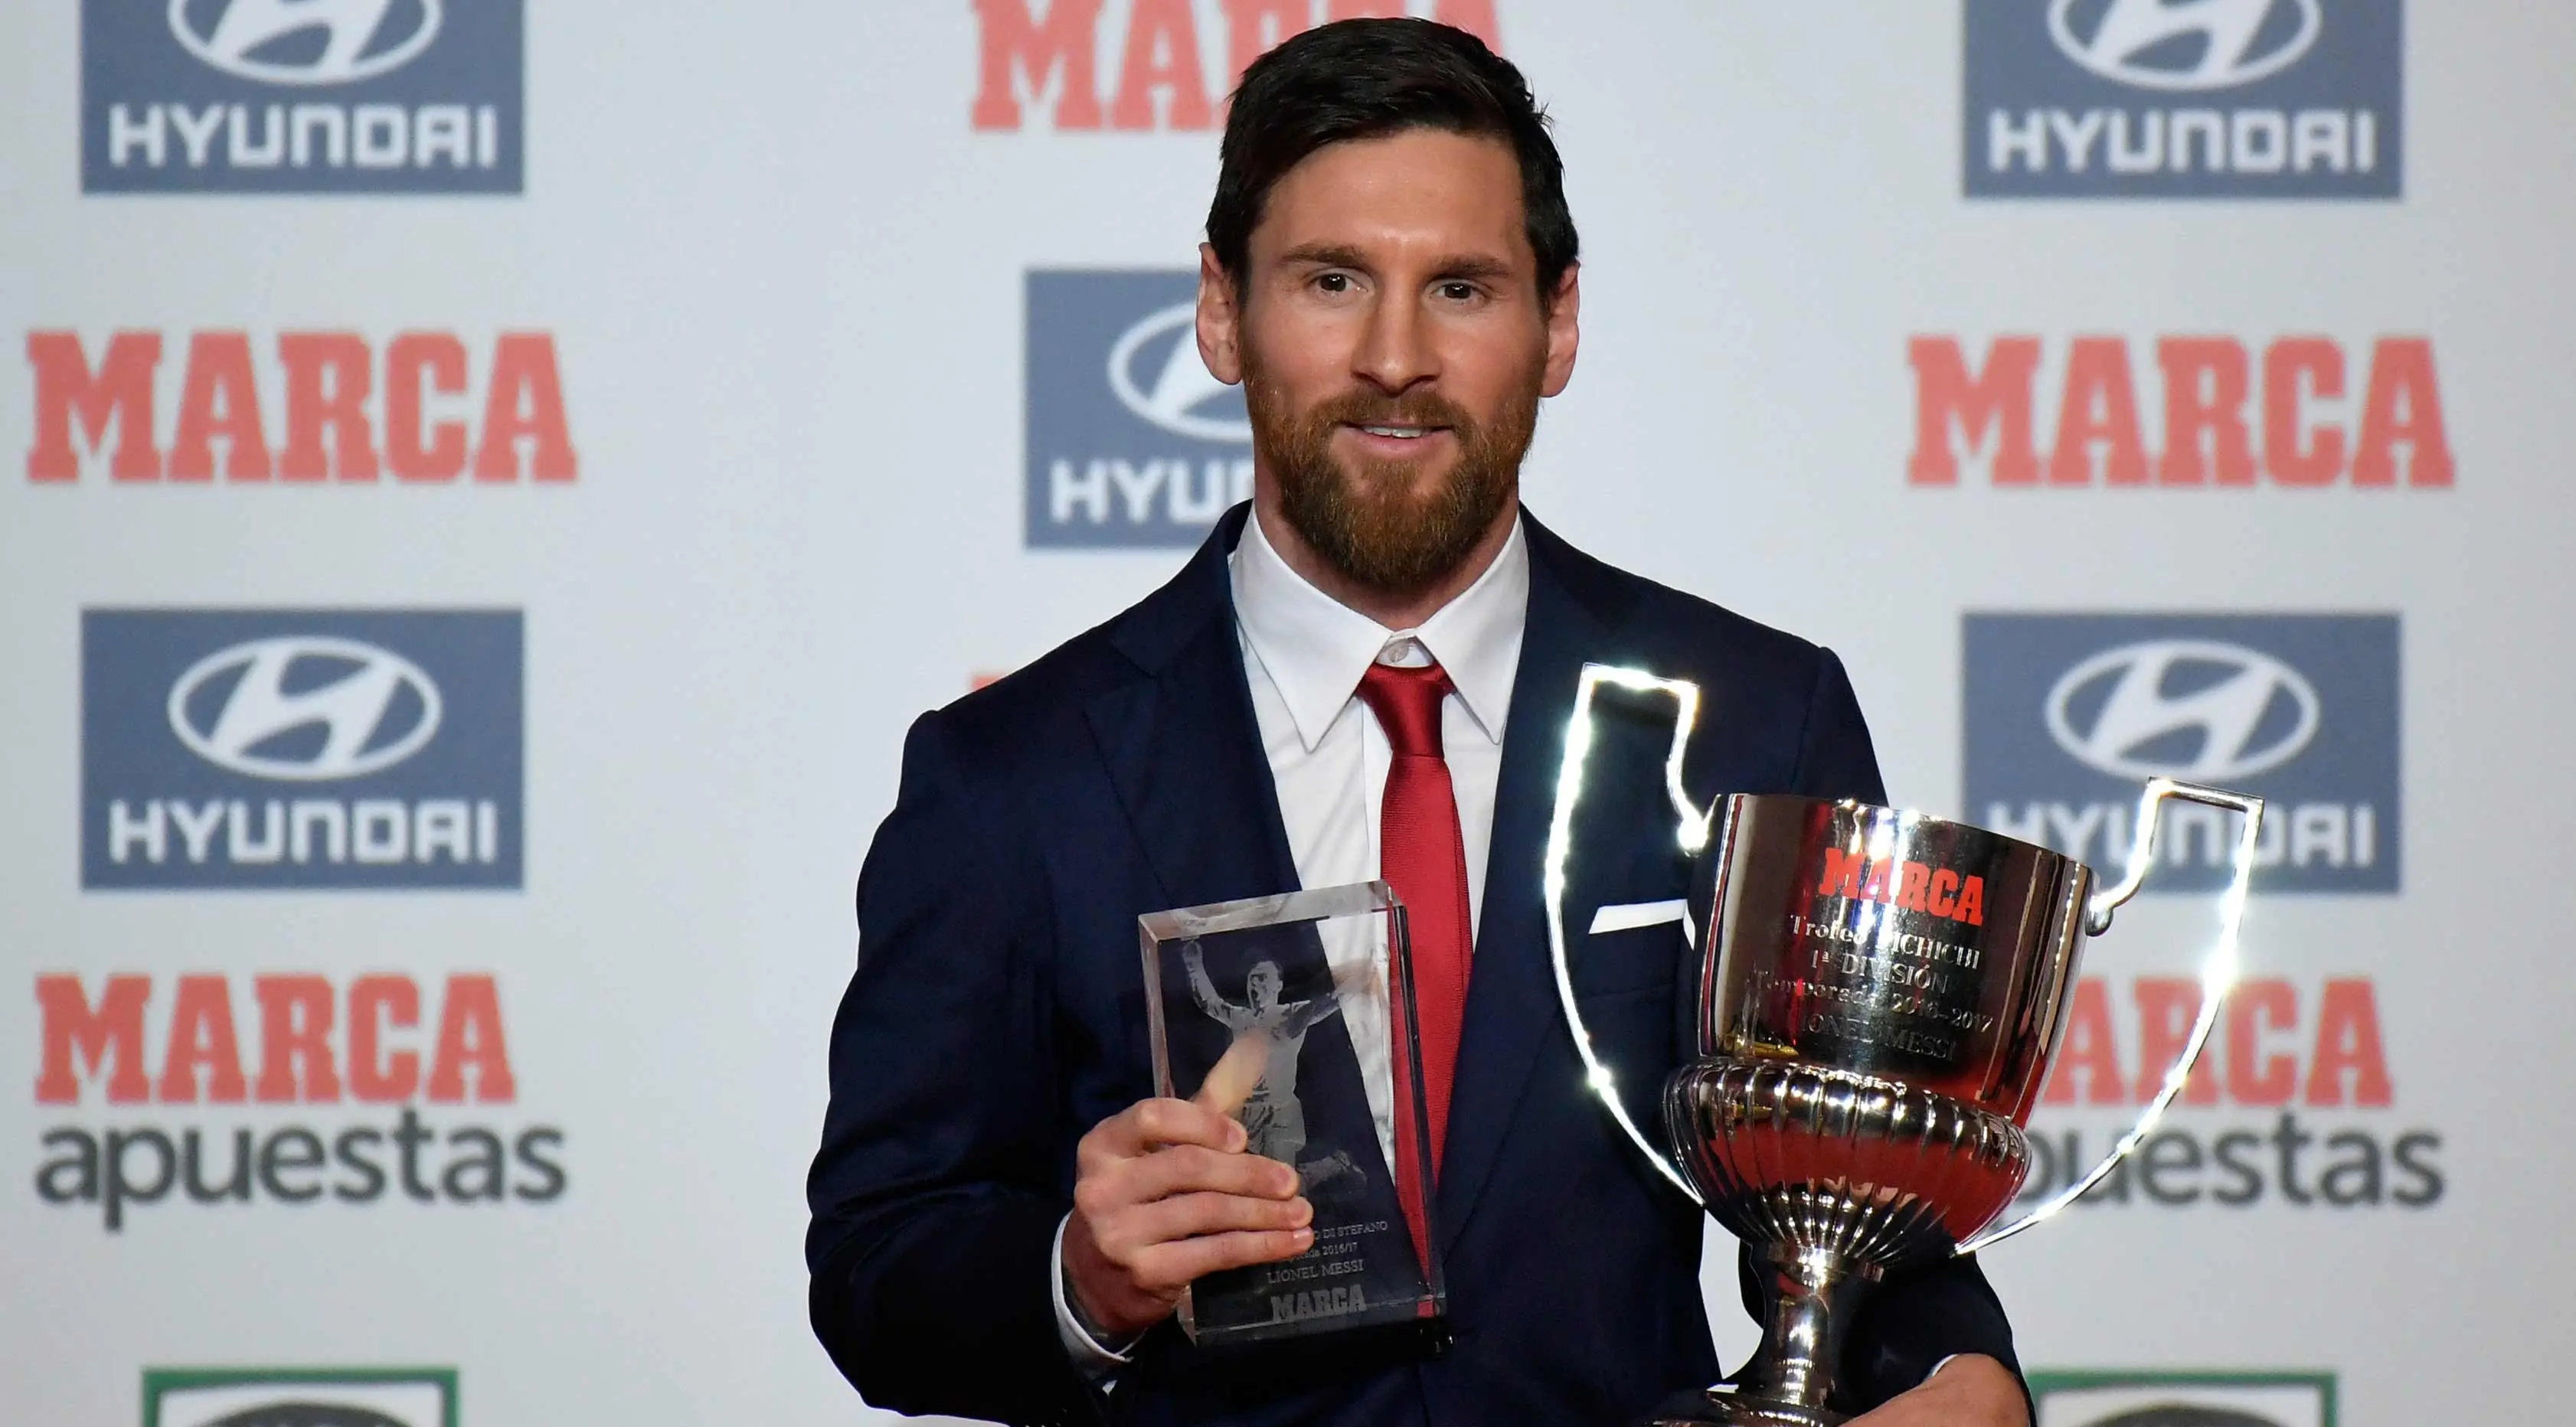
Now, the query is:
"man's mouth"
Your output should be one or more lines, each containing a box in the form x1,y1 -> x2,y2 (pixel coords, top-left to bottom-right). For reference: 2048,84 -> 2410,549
1348,423 -> 1447,441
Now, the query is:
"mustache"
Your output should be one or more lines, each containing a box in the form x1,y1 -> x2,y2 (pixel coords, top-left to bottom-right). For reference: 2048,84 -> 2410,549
1306,389 -> 1476,433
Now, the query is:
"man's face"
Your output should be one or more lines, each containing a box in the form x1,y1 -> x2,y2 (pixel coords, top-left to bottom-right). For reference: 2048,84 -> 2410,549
1198,128 -> 1580,598
1247,963 -> 1280,1011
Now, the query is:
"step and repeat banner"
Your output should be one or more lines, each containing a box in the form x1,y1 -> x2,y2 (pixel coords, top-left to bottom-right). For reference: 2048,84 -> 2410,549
5,4 -> 2571,1425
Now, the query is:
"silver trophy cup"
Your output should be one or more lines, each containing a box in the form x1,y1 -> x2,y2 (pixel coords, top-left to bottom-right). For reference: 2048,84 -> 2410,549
1545,667 -> 2264,1427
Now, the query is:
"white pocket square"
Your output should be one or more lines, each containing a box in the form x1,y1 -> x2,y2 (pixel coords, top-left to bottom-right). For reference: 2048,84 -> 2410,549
1587,899 -> 1690,936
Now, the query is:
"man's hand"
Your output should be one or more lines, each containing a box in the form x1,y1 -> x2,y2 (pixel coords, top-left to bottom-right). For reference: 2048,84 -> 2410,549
1061,1097 -> 1313,1343
1844,1354 -> 2028,1427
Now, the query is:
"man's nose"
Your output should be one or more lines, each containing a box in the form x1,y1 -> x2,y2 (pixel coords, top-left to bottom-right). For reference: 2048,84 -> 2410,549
1355,288 -> 1438,393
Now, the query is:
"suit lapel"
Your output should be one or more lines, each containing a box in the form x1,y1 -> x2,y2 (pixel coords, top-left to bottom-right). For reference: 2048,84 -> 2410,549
1434,514 -> 1628,1252
1086,511 -> 1406,1210
1086,507 -> 1303,923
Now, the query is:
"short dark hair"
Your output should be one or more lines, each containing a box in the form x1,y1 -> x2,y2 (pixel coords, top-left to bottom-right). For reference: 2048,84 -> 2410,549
1208,18 -> 1578,305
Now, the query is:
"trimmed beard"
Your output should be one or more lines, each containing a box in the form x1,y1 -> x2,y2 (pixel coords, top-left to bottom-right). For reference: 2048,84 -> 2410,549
1246,359 -> 1540,599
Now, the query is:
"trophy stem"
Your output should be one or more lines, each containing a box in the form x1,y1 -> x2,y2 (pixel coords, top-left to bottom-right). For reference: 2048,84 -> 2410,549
1735,1245 -> 1878,1416
1658,1245 -> 1879,1427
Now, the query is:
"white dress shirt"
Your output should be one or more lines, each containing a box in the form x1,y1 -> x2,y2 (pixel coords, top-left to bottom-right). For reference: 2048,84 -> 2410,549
1052,508 -> 1528,1370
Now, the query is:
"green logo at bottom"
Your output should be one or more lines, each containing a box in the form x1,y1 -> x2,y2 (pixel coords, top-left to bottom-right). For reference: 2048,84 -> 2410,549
2028,1371 -> 2335,1427
142,1369 -> 457,1427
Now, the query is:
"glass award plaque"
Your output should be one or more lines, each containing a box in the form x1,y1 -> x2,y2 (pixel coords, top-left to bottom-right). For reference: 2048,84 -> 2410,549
1140,880 -> 1446,1345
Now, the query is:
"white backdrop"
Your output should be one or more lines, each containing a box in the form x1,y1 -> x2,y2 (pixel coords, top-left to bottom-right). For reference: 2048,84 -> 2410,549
5,4 -> 2572,1425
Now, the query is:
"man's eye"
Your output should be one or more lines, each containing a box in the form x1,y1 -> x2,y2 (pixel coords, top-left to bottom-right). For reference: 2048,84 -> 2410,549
1316,273 -> 1351,294
1438,282 -> 1479,301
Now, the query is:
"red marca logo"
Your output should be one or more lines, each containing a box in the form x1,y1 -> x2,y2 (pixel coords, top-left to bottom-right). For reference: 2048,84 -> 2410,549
25,330 -> 576,484
36,971 -> 514,1106
973,0 -> 1502,131
1907,334 -> 2451,488
1815,847 -> 1987,927
2044,974 -> 2390,1109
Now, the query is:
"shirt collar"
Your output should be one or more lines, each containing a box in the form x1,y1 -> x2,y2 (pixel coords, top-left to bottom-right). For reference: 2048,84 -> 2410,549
1231,506 -> 1528,753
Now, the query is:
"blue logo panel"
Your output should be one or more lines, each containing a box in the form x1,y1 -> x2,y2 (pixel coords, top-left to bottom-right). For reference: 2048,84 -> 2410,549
1025,270 -> 1252,549
83,0 -> 524,194
1963,613 -> 2399,893
83,609 -> 524,890
1963,0 -> 2402,199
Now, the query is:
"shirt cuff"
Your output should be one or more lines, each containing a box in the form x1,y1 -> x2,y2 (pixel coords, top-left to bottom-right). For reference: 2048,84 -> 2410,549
1051,1213 -> 1139,1380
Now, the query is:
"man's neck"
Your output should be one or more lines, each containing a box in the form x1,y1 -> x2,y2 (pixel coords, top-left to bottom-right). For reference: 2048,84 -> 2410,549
1250,489 -> 1519,632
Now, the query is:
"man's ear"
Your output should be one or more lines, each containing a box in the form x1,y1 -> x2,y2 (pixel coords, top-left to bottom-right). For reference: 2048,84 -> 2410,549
1541,261 -> 1581,398
1197,243 -> 1244,385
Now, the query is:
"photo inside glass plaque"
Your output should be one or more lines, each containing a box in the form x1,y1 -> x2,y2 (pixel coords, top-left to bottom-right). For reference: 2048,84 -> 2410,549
1140,881 -> 1445,1345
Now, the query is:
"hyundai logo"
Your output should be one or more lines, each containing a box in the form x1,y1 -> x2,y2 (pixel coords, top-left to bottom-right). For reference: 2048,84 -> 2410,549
168,635 -> 443,782
2047,0 -> 2321,93
204,1405 -> 413,1427
1107,302 -> 1251,444
2045,638 -> 2320,782
168,0 -> 444,87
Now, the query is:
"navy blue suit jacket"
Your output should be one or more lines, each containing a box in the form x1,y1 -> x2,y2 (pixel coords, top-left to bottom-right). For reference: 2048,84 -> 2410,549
808,506 -> 2019,1425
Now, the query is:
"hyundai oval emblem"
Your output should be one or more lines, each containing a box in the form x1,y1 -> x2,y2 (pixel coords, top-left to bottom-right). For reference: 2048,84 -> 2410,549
2046,0 -> 2321,93
2044,638 -> 2320,782
1107,302 -> 1251,444
168,0 -> 445,87
166,635 -> 444,782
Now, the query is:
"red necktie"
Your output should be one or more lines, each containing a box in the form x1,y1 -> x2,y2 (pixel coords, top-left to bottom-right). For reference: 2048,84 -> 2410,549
1356,660 -> 1474,1271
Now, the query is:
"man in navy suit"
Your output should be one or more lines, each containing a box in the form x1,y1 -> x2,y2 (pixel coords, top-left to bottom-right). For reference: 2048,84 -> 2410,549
809,19 -> 2028,1427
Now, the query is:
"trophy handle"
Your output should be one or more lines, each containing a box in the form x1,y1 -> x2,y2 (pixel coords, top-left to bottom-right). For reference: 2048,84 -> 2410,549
1956,777 -> 2265,1254
1545,663 -> 1718,1206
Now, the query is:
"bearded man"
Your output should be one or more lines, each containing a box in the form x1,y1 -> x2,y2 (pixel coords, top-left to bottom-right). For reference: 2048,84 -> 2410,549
807,18 -> 2028,1427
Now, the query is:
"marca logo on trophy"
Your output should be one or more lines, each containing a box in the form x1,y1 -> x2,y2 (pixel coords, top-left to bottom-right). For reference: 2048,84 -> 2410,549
83,0 -> 525,194
1025,270 -> 1251,549
81,609 -> 523,889
2027,1370 -> 2336,1426
1547,668 -> 2264,1425
1963,0 -> 2402,198
1965,614 -> 2399,893
142,1367 -> 456,1427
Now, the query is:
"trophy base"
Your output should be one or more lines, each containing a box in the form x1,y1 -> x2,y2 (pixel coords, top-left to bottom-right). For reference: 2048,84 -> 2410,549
1648,1387 -> 1844,1427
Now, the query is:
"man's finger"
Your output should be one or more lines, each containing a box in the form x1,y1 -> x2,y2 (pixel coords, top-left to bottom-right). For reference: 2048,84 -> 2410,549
1123,1144 -> 1299,1206
1122,1190 -> 1312,1250
1114,1097 -> 1247,1155
1074,1125 -> 1120,1179
1129,1227 -> 1316,1292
